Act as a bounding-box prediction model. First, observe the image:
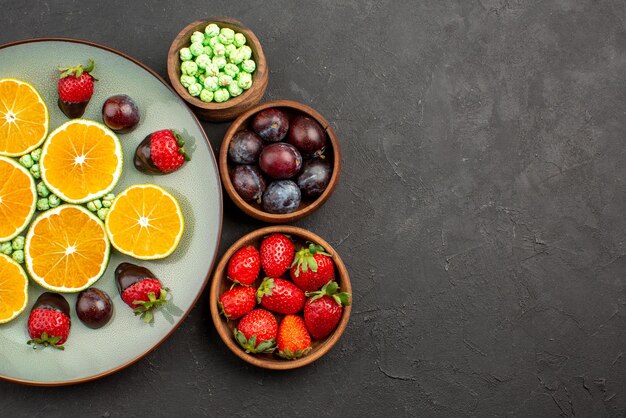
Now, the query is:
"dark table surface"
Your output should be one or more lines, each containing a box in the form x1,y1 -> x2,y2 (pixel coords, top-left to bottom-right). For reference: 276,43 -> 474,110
1,1 -> 625,416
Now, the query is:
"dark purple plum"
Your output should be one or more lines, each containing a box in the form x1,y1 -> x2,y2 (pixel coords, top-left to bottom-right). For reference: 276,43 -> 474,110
231,165 -> 266,202
259,143 -> 302,179
102,94 -> 140,133
76,288 -> 113,329
252,108 -> 289,142
262,180 -> 301,214
228,129 -> 264,164
287,116 -> 327,156
296,159 -> 332,198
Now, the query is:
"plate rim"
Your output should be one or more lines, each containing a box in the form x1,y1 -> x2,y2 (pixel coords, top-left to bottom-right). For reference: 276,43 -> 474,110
0,37 -> 224,386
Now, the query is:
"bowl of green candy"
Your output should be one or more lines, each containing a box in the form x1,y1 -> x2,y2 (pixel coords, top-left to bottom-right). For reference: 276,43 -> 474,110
167,18 -> 268,122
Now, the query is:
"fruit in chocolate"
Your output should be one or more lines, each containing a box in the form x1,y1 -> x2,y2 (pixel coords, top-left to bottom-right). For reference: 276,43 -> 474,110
27,292 -> 71,350
102,94 -> 140,133
57,58 -> 96,118
259,143 -> 302,179
115,262 -> 168,323
252,108 -> 289,142
76,288 -> 113,329
134,129 -> 190,174
287,115 -> 326,156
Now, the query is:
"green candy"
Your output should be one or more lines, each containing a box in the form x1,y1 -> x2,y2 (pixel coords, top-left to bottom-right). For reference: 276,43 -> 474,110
240,45 -> 252,61
189,42 -> 204,57
19,154 -> 33,168
219,28 -> 235,45
205,23 -> 220,37
205,63 -> 220,77
224,44 -> 237,58
202,45 -> 214,58
234,33 -> 246,48
11,250 -> 24,264
203,76 -> 219,92
212,55 -> 227,69
86,201 -> 97,212
195,53 -> 211,70
48,194 -> 61,208
224,63 -> 240,78
228,49 -> 244,65
179,47 -> 193,61
11,236 -> 24,251
241,59 -> 256,73
198,74 -> 207,84
180,74 -> 196,88
103,193 -> 115,201
37,198 -> 50,211
181,61 -> 198,76
200,89 -> 214,103
208,36 -> 221,48
190,31 -> 205,45
218,74 -> 233,87
228,82 -> 243,97
188,83 -> 203,97
237,72 -> 253,90
0,242 -> 12,255
30,164 -> 40,179
30,148 -> 42,162
212,42 -> 226,57
214,88 -> 230,103
36,181 -> 49,197
97,208 -> 109,221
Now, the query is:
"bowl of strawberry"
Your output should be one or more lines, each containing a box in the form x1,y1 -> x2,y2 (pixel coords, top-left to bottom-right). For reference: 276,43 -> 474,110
209,226 -> 352,369
219,100 -> 341,223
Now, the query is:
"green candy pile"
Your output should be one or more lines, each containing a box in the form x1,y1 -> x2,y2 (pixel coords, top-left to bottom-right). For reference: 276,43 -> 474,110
179,23 -> 256,103
0,236 -> 25,264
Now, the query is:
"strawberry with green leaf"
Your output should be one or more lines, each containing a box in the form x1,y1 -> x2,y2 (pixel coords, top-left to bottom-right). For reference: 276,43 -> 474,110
304,281 -> 351,339
290,243 -> 335,292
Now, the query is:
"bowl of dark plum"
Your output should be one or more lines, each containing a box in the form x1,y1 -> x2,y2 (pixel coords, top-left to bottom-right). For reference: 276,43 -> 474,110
219,100 -> 341,223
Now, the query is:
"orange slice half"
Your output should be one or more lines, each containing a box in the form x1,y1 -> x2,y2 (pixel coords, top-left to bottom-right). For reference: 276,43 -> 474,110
0,156 -> 37,241
0,253 -> 29,324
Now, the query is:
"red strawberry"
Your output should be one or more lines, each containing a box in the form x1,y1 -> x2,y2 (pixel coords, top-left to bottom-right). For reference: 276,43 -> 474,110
277,315 -> 311,359
57,58 -> 96,118
290,243 -> 335,291
304,281 -> 351,339
219,286 -> 256,320
234,309 -> 278,353
115,262 -> 168,324
135,129 -> 190,175
27,292 -> 71,350
227,245 -> 261,286
257,277 -> 305,314
260,233 -> 295,277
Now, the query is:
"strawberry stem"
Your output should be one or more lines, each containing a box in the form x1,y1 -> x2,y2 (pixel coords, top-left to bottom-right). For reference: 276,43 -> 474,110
132,288 -> 169,323
305,281 -> 351,306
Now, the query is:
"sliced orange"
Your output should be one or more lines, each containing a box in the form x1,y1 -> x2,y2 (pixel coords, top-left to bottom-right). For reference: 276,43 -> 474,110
0,156 -> 37,241
0,253 -> 29,324
25,204 -> 110,293
40,119 -> 122,204
0,79 -> 49,157
105,184 -> 184,260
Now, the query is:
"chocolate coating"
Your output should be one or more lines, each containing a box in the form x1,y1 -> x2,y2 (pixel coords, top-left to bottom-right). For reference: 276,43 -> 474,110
115,262 -> 156,294
58,98 -> 88,119
32,292 -> 70,316
133,134 -> 162,174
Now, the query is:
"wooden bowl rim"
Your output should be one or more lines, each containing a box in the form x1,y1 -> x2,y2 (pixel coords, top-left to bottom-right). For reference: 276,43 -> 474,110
167,17 -> 267,111
209,225 -> 352,370
219,100 -> 342,223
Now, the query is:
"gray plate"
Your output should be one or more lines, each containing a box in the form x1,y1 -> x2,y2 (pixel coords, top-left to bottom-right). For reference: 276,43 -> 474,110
0,39 -> 222,385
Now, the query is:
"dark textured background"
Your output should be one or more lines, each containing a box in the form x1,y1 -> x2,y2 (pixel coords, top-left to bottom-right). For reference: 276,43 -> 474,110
1,0 -> 625,416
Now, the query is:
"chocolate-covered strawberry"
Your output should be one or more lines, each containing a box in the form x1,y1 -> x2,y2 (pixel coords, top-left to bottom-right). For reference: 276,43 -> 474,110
57,58 -> 96,118
256,277 -> 305,315
304,281 -> 351,339
134,129 -> 190,174
115,262 -> 168,323
290,243 -> 335,291
234,309 -> 277,354
219,286 -> 256,320
27,292 -> 71,350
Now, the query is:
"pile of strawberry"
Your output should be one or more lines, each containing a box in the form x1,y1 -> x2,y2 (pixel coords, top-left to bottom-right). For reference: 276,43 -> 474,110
219,233 -> 351,359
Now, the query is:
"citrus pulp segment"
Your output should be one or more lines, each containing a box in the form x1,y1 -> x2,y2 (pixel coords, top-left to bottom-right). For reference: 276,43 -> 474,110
105,184 -> 184,260
40,119 -> 122,204
0,253 -> 29,324
25,204 -> 110,292
0,78 -> 49,157
0,156 -> 37,241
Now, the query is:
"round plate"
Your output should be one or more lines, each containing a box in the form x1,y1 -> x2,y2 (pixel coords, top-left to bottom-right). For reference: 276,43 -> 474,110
0,39 -> 223,385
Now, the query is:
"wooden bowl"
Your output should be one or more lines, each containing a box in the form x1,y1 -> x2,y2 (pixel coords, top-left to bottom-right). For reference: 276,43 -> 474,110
167,18 -> 268,122
209,226 -> 352,370
219,100 -> 341,223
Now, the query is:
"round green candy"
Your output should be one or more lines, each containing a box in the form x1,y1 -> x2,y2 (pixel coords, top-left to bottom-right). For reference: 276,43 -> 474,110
48,194 -> 61,208
189,42 -> 204,57
30,164 -> 40,179
237,72 -> 253,90
224,44 -> 237,58
212,55 -> 227,69
195,54 -> 211,70
12,236 -> 24,251
214,88 -> 230,103
36,198 -> 49,211
198,74 -> 207,84
180,74 -> 195,88
202,46 -> 214,58
36,181 -> 49,198
11,250 -> 24,264
0,242 -> 12,255
103,193 -> 115,202
179,47 -> 193,61
241,59 -> 256,73
181,60 -> 199,76
190,31 -> 205,45
93,200 -> 103,210
209,36 -> 221,48
188,83 -> 203,97
30,148 -> 42,162
228,82 -> 243,97
19,154 -> 33,169
200,89 -> 214,103
218,74 -> 233,87
97,208 -> 109,221
205,23 -> 220,37
234,33 -> 246,47
228,49 -> 244,65
219,28 -> 235,45
203,76 -> 219,92
86,201 -> 97,212
223,63 -> 240,78
240,45 -> 252,61
212,42 -> 225,57
205,63 -> 220,77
